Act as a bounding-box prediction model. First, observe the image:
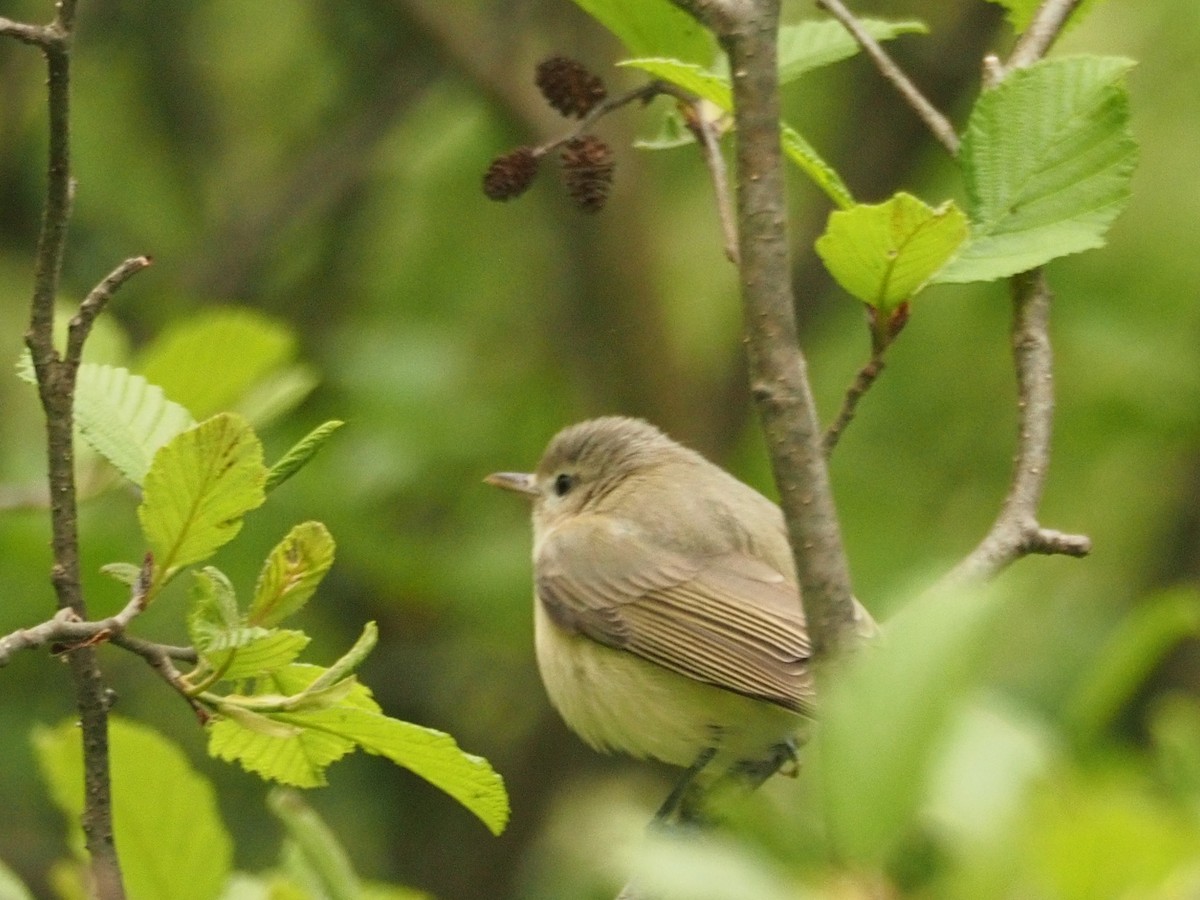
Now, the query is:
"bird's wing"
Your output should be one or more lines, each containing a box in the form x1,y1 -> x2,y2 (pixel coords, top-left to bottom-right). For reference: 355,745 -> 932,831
535,517 -> 813,714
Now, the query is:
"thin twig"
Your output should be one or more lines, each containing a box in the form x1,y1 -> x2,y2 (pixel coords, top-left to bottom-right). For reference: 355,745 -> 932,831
0,561 -> 150,666
680,101 -> 739,264
6,2 -> 127,894
532,81 -> 672,158
66,255 -> 153,365
824,354 -> 885,456
943,271 -> 1091,584
109,634 -> 210,723
1005,0 -> 1083,71
815,0 -> 960,156
940,2 -> 1094,584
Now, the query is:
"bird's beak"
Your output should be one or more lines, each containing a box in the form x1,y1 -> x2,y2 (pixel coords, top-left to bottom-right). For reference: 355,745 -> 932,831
485,471 -> 538,497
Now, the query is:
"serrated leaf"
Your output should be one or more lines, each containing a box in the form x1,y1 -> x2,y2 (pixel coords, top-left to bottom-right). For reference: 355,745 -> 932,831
34,717 -> 232,900
265,420 -> 344,494
621,58 -> 854,208
782,125 -> 855,209
137,307 -> 299,421
207,661 -> 509,834
938,55 -> 1137,283
100,562 -> 141,586
279,706 -> 510,836
570,0 -> 714,65
139,413 -> 267,588
250,522 -> 335,627
816,193 -> 968,309
188,567 -> 241,654
209,713 -> 355,787
16,354 -> 194,485
778,18 -> 926,84
209,664 -> 374,786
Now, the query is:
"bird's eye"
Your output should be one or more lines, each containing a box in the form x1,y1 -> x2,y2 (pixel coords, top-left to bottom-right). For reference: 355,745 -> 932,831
553,473 -> 574,497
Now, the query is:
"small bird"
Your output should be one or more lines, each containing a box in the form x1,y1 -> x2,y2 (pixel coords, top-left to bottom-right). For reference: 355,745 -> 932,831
488,416 -> 872,821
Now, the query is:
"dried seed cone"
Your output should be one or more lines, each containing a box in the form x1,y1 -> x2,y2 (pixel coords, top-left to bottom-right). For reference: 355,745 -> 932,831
535,56 -> 607,119
483,147 -> 539,201
560,135 -> 614,213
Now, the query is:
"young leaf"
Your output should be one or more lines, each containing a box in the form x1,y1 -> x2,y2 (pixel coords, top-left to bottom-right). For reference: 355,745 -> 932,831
778,18 -> 926,85
570,0 -> 714,66
16,355 -> 194,485
188,567 -> 241,653
816,192 -> 968,309
269,790 -> 362,900
938,56 -> 1137,283
782,125 -> 855,209
217,629 -> 312,681
137,307 -> 303,421
283,705 -> 511,837
33,717 -> 233,900
250,522 -> 335,627
0,859 -> 34,900
138,413 -> 267,588
265,420 -> 345,494
208,662 -> 510,835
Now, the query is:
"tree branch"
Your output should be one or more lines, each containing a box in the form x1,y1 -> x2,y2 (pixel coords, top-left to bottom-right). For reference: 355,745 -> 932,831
944,272 -> 1091,583
942,2 -> 1095,585
671,0 -> 858,659
824,353 -> 885,457
1006,0 -> 1084,71
815,0 -> 960,156
5,2 -> 129,894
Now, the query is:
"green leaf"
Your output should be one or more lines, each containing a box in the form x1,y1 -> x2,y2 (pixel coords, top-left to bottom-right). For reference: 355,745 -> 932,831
620,58 -> 854,208
983,0 -> 1102,32
33,717 -> 233,900
816,192 -> 968,309
1066,588 -> 1200,743
265,420 -> 344,494
812,583 -> 1010,864
208,662 -> 510,835
782,126 -> 856,209
100,561 -> 141,587
0,858 -> 35,900
938,56 -> 1137,283
136,307 -> 307,421
250,522 -> 335,627
280,706 -> 510,836
778,18 -> 926,84
188,567 -> 242,652
138,413 -> 267,588
16,355 -> 195,485
269,790 -> 362,900
570,0 -> 714,65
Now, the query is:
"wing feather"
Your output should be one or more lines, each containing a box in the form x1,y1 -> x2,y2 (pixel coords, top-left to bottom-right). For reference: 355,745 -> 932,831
536,517 -> 813,714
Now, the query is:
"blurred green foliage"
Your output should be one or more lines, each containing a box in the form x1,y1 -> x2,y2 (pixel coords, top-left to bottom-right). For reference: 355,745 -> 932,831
2,0 -> 1200,897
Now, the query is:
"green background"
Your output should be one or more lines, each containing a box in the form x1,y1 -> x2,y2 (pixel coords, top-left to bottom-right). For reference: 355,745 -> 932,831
1,1 -> 1198,897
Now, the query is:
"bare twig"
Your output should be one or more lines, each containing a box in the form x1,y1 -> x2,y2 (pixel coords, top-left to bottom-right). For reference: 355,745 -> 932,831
815,0 -> 960,156
680,101 -> 739,264
943,272 -> 1091,584
531,81 -> 674,158
670,0 -> 859,660
5,2 -> 129,894
66,255 -> 153,365
1006,0 -> 1084,71
824,354 -> 885,456
941,3 -> 1094,585
0,559 -> 150,666
109,634 -> 210,723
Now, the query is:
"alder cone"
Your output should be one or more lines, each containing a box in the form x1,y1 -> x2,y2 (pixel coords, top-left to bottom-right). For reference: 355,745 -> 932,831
560,135 -> 614,212
483,147 -> 539,201
535,56 -> 607,119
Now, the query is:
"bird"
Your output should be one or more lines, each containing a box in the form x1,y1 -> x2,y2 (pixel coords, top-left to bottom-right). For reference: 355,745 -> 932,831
487,416 -> 872,822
